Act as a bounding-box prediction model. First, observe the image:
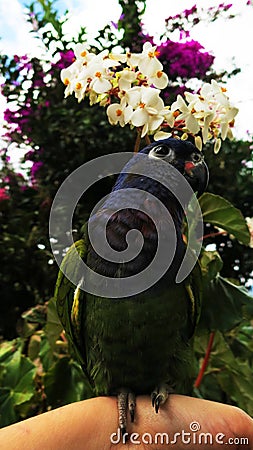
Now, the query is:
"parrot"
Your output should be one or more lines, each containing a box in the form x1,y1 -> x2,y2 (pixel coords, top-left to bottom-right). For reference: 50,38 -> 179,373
54,137 -> 209,435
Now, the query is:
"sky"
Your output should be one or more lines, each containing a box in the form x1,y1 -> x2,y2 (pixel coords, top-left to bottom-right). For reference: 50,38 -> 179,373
0,0 -> 253,142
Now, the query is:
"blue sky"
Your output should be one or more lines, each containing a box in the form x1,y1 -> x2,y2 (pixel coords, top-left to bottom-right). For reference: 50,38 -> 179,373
0,0 -> 253,139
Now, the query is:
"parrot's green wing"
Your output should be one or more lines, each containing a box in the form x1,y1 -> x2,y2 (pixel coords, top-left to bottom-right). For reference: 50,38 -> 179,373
54,238 -> 88,372
184,258 -> 203,339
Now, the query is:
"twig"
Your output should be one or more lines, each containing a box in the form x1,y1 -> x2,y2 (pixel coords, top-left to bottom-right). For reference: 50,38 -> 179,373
202,231 -> 228,240
194,331 -> 215,389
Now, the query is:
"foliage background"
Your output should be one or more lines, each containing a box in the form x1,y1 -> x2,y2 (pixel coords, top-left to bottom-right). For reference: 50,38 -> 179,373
0,0 -> 253,428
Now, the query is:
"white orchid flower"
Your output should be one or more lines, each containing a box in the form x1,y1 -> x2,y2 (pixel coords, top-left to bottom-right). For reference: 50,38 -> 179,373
117,69 -> 137,92
73,78 -> 88,102
60,68 -> 75,97
147,70 -> 168,90
74,44 -> 96,64
138,42 -> 163,77
171,95 -> 200,135
127,86 -> 167,137
106,103 -> 133,127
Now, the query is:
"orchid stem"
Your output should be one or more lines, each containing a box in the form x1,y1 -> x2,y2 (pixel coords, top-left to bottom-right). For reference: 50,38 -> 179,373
145,134 -> 151,146
134,128 -> 142,153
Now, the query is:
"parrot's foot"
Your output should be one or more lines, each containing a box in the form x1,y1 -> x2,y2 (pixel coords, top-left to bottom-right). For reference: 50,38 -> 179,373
151,383 -> 174,413
117,389 -> 136,436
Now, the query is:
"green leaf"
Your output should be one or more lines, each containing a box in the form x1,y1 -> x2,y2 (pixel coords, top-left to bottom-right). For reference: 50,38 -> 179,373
44,357 -> 92,408
27,335 -> 41,361
0,348 -> 36,427
209,332 -> 253,415
0,388 -> 17,427
22,304 -> 47,326
198,275 -> 253,332
44,298 -> 62,350
199,192 -> 250,245
4,352 -> 36,405
195,332 -> 253,415
0,340 -> 20,365
39,334 -> 55,372
200,250 -> 223,281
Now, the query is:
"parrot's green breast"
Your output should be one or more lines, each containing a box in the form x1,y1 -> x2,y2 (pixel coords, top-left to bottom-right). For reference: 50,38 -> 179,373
55,236 -> 201,397
85,286 -> 197,396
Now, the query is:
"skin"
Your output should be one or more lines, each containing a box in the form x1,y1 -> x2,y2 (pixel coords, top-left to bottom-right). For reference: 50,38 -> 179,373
0,395 -> 252,450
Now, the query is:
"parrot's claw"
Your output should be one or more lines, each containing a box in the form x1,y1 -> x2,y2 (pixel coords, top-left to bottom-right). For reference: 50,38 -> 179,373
117,389 -> 136,437
151,383 -> 174,413
128,391 -> 136,422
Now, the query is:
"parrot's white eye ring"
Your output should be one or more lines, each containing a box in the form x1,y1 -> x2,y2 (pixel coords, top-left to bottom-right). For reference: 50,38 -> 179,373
149,145 -> 173,159
192,152 -> 203,163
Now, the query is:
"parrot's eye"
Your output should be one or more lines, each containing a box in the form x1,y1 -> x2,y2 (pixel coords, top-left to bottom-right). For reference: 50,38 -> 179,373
192,153 -> 202,163
149,145 -> 173,159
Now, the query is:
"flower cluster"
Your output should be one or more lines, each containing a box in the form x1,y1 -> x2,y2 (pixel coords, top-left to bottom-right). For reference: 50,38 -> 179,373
61,42 -> 169,138
52,50 -> 75,71
60,42 -> 238,151
157,79 -> 238,153
157,40 -> 215,81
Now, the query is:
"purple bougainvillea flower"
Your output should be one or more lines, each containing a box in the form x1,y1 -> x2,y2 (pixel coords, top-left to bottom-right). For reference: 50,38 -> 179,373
157,40 -> 214,80
31,161 -> 43,177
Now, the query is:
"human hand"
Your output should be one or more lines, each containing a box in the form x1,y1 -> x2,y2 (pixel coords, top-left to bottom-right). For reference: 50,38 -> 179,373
0,395 -> 252,449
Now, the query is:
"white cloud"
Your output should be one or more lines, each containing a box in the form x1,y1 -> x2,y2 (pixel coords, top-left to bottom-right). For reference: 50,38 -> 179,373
0,0 -> 40,55
62,0 -> 121,40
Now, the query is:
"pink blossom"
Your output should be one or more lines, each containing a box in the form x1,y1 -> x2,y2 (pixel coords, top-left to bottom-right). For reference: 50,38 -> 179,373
0,188 -> 10,201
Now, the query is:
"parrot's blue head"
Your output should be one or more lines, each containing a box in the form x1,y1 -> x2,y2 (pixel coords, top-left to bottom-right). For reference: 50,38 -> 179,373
139,138 -> 209,197
113,138 -> 208,203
